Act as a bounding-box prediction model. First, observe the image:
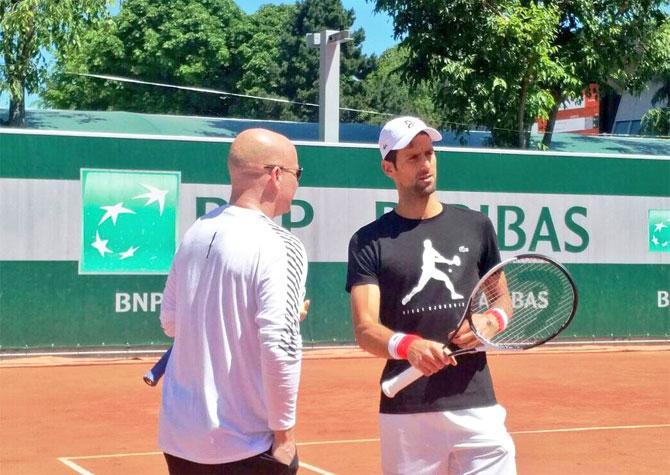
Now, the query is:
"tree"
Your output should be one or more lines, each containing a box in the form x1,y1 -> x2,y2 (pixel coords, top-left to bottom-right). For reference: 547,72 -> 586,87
230,0 -> 379,122
44,0 -> 379,123
278,0 -> 376,122
44,0 -> 248,116
541,1 -> 670,147
374,0 -> 670,148
359,46 -> 443,126
641,23 -> 670,136
641,106 -> 670,135
227,3 -> 298,119
0,0 -> 107,126
641,71 -> 670,136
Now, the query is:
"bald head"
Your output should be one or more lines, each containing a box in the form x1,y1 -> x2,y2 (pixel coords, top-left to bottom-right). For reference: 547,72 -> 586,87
228,128 -> 297,172
227,128 -> 300,217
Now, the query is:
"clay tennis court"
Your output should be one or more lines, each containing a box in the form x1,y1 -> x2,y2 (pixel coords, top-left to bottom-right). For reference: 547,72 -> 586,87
1,345 -> 669,474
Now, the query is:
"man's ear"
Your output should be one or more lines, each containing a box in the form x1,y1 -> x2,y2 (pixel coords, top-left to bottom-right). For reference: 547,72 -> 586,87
274,166 -> 284,181
265,166 -> 282,191
381,159 -> 394,178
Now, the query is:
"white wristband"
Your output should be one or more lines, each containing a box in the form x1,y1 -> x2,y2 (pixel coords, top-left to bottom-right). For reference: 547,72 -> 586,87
387,332 -> 407,359
486,307 -> 509,332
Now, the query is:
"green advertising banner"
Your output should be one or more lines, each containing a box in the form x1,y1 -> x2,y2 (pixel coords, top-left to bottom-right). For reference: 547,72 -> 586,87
1,129 -> 668,350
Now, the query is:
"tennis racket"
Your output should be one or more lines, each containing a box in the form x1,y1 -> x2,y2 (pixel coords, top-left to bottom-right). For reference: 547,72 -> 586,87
381,253 -> 578,398
143,346 -> 172,386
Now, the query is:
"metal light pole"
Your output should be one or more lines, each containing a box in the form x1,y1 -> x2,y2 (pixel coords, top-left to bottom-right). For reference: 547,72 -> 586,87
306,29 -> 352,142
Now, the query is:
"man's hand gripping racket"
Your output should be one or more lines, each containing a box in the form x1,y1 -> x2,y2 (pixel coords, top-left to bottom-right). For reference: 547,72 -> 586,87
382,254 -> 578,398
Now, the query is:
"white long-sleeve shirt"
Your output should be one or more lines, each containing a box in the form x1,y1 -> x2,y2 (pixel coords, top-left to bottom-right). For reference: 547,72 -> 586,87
158,205 -> 307,464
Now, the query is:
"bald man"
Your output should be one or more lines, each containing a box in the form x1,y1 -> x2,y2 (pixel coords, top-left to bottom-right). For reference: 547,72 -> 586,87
158,129 -> 308,474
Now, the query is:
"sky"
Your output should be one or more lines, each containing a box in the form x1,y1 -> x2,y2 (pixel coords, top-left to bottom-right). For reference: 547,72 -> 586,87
239,0 -> 398,56
4,0 -> 398,109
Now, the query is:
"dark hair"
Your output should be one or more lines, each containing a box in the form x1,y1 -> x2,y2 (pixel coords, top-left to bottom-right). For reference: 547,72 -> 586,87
383,131 -> 431,167
384,149 -> 398,166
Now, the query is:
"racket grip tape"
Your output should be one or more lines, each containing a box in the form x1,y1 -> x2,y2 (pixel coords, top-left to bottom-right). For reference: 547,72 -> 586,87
143,346 -> 172,387
381,366 -> 423,398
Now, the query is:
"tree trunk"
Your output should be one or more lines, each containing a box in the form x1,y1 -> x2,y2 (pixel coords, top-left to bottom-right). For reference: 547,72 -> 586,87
541,89 -> 563,149
8,84 -> 27,127
5,9 -> 35,128
518,76 -> 529,148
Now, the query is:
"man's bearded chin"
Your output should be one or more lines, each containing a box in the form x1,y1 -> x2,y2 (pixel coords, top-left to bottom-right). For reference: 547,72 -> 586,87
413,182 -> 436,196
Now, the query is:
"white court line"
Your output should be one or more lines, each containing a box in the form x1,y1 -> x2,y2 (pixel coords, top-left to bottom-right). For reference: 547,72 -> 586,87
60,451 -> 160,460
299,461 -> 336,475
57,424 -> 670,473
57,458 -> 94,475
57,451 -> 335,475
298,437 -> 380,446
511,423 -> 670,434
294,423 -> 670,446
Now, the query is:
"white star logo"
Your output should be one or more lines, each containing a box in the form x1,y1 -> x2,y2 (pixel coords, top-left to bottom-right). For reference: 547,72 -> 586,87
654,222 -> 668,232
91,231 -> 112,257
119,246 -> 139,260
652,236 -> 659,245
133,184 -> 168,215
99,202 -> 135,226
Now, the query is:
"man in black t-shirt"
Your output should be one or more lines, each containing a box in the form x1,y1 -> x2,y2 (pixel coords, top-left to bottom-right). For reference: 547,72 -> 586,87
346,116 -> 516,474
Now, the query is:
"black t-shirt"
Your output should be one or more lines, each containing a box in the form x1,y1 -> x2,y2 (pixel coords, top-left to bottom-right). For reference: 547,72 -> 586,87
346,204 -> 501,414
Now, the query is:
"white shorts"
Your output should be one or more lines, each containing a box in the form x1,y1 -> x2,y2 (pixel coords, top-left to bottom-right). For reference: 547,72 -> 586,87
379,404 -> 516,475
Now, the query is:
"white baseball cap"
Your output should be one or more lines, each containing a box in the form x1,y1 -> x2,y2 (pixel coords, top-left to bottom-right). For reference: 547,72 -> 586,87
378,116 -> 442,159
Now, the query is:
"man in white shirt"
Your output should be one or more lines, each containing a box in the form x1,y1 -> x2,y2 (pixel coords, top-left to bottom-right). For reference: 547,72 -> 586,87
159,128 -> 308,474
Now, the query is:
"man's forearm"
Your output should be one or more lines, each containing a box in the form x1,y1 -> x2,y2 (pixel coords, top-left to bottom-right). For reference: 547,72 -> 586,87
354,321 -> 394,358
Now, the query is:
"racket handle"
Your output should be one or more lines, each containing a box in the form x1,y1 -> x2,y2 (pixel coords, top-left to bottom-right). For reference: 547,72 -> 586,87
381,366 -> 423,398
143,346 -> 172,387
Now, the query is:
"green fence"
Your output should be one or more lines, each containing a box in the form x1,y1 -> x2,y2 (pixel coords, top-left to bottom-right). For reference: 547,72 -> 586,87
1,129 -> 668,350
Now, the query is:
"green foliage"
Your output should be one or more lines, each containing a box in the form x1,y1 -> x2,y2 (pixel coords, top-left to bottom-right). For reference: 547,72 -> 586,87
227,4 -> 297,119
358,46 -> 443,126
43,0 -> 377,122
641,107 -> 670,136
587,2 -> 670,95
27,0 -> 670,139
44,0 -> 246,116
641,60 -> 670,136
374,0 -> 670,148
649,41 -> 670,109
0,0 -> 108,126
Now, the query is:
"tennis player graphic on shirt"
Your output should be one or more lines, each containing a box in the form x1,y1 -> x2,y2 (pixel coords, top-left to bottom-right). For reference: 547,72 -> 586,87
401,239 -> 464,305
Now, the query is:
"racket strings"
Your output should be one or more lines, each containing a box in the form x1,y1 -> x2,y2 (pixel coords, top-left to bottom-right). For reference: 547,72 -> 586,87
498,278 -> 572,339
495,297 -> 573,346
472,259 -> 575,348
501,267 -> 574,344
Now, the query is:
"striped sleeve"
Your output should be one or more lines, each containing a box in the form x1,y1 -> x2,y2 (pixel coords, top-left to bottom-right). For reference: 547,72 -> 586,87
255,221 -> 308,430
